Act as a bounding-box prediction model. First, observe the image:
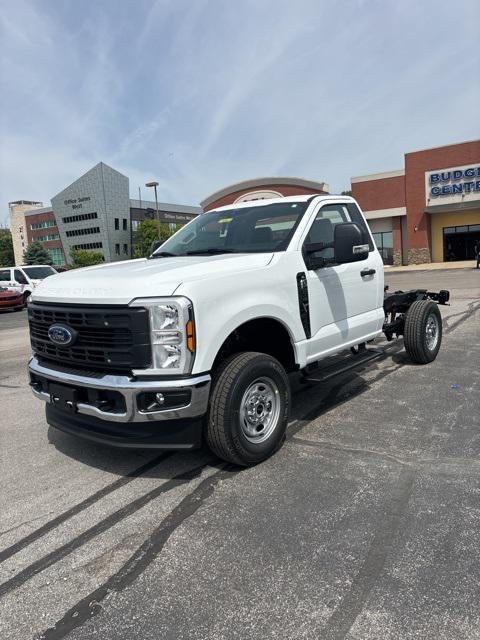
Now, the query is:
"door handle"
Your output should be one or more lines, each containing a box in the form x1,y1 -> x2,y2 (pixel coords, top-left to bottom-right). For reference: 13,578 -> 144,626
360,268 -> 376,277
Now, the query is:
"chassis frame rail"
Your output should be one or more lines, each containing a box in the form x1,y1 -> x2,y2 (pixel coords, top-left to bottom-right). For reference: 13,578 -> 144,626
382,287 -> 450,341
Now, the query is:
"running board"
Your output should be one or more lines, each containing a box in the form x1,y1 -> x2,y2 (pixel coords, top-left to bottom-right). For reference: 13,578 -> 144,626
300,348 -> 383,384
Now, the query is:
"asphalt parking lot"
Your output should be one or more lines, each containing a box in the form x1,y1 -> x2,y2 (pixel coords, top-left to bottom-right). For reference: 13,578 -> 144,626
1,269 -> 479,640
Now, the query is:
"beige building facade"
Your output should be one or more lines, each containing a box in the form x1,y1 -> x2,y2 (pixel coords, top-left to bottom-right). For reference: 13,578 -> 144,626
8,200 -> 43,266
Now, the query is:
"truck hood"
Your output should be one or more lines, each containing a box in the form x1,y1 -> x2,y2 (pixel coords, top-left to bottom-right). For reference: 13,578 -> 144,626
32,253 -> 273,305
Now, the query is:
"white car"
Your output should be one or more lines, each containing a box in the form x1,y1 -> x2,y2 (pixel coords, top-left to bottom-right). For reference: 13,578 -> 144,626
27,196 -> 449,466
0,265 -> 57,301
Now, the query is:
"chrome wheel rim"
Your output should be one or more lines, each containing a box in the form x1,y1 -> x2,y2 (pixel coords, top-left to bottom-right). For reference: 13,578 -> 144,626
425,313 -> 439,351
240,377 -> 281,444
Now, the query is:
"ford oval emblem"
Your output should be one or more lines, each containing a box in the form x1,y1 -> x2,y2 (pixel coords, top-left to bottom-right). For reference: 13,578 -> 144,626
48,324 -> 76,347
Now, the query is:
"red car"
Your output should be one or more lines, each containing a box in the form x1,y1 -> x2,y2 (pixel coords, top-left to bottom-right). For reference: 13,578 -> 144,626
0,287 -> 25,312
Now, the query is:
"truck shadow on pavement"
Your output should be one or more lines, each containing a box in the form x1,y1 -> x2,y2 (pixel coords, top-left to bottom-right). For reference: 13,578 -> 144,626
46,340 -> 409,476
46,425 -> 215,479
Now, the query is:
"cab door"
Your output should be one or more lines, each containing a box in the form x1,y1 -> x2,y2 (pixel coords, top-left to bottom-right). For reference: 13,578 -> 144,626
302,202 -> 383,362
13,269 -> 29,294
0,268 -> 16,292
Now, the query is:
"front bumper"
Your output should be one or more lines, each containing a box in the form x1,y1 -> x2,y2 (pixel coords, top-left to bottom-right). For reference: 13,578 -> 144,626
45,404 -> 203,449
28,355 -> 211,423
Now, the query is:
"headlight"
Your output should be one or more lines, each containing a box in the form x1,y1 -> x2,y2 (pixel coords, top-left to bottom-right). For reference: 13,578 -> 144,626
130,297 -> 195,374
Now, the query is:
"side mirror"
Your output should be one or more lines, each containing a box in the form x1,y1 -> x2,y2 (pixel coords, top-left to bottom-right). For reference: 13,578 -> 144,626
334,223 -> 369,263
150,240 -> 162,255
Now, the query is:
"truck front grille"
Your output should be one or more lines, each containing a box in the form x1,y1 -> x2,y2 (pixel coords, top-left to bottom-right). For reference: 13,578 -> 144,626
28,303 -> 151,373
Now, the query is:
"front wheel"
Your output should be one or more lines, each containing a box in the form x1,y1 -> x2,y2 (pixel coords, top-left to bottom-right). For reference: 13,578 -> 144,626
404,300 -> 442,364
205,352 -> 290,466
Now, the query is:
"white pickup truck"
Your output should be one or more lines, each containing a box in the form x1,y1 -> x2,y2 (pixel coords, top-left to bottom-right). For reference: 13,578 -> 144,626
27,195 -> 449,466
0,264 -> 57,301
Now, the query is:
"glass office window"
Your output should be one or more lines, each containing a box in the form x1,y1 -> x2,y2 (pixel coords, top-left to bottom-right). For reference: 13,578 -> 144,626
47,248 -> 65,266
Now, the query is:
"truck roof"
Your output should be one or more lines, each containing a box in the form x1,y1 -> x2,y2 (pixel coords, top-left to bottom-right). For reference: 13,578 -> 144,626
208,193 -> 355,213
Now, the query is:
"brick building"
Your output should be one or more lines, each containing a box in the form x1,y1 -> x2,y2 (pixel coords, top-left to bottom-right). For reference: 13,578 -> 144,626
351,140 -> 480,265
201,177 -> 329,210
25,207 -> 64,266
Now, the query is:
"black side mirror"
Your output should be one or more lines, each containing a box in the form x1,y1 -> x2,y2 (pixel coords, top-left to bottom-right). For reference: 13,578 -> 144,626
304,242 -> 330,270
334,223 -> 369,263
150,240 -> 162,255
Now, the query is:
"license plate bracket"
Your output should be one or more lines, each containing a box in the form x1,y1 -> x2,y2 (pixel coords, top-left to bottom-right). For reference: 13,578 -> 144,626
49,383 -> 78,413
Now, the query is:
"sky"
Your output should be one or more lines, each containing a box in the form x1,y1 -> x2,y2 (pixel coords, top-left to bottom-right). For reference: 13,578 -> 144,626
1,0 -> 479,224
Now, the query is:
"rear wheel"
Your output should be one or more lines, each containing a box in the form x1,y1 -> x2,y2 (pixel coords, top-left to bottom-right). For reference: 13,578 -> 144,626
205,352 -> 290,466
404,300 -> 442,364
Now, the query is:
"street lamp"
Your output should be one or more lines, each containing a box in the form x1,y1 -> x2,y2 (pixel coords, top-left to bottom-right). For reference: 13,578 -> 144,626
145,181 -> 161,240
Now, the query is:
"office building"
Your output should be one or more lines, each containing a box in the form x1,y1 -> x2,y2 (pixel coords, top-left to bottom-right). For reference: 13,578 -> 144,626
10,162 -> 201,266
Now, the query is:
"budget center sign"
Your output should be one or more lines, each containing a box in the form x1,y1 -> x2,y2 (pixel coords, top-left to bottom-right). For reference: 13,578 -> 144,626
425,163 -> 480,207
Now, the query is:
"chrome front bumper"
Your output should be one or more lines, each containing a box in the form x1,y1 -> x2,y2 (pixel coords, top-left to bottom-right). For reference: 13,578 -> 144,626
28,356 -> 211,423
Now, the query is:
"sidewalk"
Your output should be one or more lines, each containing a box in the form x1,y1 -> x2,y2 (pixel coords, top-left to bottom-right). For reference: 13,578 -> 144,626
385,260 -> 478,273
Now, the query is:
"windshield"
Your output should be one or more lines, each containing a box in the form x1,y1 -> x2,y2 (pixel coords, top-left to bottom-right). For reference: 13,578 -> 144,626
154,201 -> 309,256
22,266 -> 57,279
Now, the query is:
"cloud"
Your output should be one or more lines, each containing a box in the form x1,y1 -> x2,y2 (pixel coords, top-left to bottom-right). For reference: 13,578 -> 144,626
1,0 -> 479,221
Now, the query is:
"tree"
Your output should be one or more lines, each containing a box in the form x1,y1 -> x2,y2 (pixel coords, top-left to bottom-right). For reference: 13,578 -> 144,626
132,219 -> 178,258
341,190 -> 352,196
23,241 -> 53,265
0,228 -> 14,266
69,249 -> 104,268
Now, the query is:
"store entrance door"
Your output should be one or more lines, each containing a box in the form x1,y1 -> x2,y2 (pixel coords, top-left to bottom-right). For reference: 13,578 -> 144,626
443,224 -> 480,261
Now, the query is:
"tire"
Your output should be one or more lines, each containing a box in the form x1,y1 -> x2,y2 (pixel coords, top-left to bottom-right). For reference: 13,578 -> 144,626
205,352 -> 290,466
14,307 -> 23,312
23,292 -> 30,304
404,300 -> 442,364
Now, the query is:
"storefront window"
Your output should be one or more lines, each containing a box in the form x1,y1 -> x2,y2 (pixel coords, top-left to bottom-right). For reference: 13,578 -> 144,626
372,231 -> 393,265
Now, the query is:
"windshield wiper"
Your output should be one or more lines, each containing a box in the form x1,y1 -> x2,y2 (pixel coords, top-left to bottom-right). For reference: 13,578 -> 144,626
150,251 -> 178,258
185,248 -> 235,255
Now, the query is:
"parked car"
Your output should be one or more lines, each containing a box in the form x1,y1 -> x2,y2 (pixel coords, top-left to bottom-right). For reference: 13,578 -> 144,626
27,195 -> 449,466
0,286 -> 25,312
0,265 -> 57,302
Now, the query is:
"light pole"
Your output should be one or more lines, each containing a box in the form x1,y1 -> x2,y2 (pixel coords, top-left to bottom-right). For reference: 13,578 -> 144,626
145,181 -> 161,240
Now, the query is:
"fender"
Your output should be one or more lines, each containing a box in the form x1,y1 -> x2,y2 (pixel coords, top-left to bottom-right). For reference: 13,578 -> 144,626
192,303 -> 303,374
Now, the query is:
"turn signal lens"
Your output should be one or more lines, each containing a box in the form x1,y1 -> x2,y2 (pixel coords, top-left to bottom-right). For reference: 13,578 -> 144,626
186,319 -> 195,352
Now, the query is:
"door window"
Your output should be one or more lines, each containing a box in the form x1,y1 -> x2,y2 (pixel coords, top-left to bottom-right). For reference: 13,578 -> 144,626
305,204 -> 352,261
14,269 -> 28,284
0,269 -> 11,282
346,203 -> 374,251
305,203 -> 373,264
